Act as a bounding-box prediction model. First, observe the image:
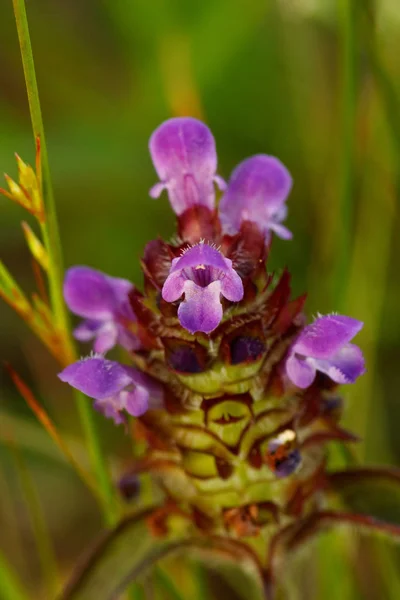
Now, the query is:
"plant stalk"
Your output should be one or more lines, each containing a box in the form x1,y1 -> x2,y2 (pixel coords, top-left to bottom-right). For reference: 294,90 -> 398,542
12,0 -> 117,525
335,0 -> 357,309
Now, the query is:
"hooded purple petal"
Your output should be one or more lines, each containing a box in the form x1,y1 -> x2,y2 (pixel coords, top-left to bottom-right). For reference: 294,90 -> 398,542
58,357 -> 132,401
285,354 -> 316,389
149,117 -> 220,215
219,155 -> 292,240
178,280 -> 223,334
170,243 -> 228,273
64,266 -> 133,320
294,315 -> 363,359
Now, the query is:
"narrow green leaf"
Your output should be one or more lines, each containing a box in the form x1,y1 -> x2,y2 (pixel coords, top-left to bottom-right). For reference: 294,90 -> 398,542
0,260 -> 31,313
0,551 -> 29,600
328,467 -> 400,524
8,441 -> 59,598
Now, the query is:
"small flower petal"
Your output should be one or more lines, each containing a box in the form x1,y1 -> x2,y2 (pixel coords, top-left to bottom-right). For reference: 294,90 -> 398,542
178,280 -> 223,334
94,396 -> 125,425
121,387 -> 149,417
58,357 -> 132,401
161,270 -> 186,302
92,322 -> 119,354
313,343 -> 366,384
286,354 -> 316,389
149,117 -> 219,215
268,221 -> 293,240
294,315 -> 363,359
219,155 -> 292,239
220,260 -> 244,302
73,319 -> 101,342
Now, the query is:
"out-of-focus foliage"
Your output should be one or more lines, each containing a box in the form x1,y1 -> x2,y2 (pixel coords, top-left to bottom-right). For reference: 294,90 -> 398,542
0,0 -> 399,598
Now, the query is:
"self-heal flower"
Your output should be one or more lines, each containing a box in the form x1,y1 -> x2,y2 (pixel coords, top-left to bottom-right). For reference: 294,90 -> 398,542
162,242 -> 243,334
285,314 -> 365,389
59,356 -> 163,425
219,155 -> 292,241
149,117 -> 226,215
64,266 -> 139,354
53,119 -> 377,592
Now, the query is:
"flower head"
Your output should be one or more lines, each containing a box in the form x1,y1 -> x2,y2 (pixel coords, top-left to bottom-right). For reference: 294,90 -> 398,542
219,155 -> 292,241
162,242 -> 243,334
285,314 -> 365,389
58,356 -> 163,425
149,117 -> 225,215
64,266 -> 139,354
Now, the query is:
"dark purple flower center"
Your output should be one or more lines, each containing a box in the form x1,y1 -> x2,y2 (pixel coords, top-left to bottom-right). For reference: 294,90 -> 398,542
182,264 -> 224,288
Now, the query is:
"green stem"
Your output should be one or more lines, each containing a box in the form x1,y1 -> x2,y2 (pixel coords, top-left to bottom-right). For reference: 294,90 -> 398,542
12,0 -> 67,335
12,0 -> 117,525
314,4 -> 360,600
76,391 -> 117,525
0,551 -> 29,600
335,0 -> 357,309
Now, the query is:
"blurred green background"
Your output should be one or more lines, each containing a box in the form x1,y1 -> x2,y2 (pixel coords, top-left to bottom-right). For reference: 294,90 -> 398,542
1,0 -> 400,598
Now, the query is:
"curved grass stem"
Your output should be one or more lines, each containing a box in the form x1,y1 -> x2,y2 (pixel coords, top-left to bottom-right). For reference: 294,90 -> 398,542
12,0 -> 117,525
0,551 -> 29,600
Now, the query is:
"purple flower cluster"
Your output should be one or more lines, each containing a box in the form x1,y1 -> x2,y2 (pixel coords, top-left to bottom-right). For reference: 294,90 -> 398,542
59,117 -> 365,426
149,117 -> 292,241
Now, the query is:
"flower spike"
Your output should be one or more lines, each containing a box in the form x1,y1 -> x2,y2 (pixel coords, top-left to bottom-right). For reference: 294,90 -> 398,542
162,242 -> 243,334
149,117 -> 225,216
64,266 -> 139,353
219,154 -> 292,241
285,314 -> 365,388
51,119 -> 375,591
58,356 -> 163,425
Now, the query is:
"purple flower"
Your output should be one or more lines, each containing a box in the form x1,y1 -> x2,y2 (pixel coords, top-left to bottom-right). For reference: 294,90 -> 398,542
59,356 -> 163,425
162,242 -> 243,334
285,315 -> 365,389
149,117 -> 226,216
219,155 -> 293,241
64,266 -> 139,354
